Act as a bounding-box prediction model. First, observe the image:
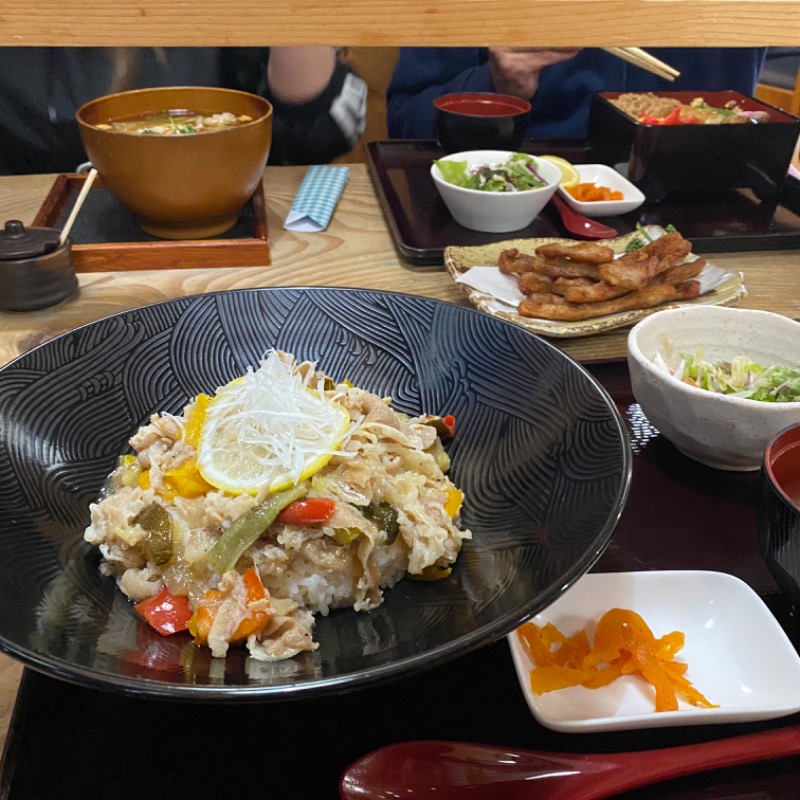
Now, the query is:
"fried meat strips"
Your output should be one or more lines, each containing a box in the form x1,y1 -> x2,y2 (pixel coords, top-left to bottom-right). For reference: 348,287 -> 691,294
502,230 -> 706,321
519,281 -> 701,321
552,277 -> 630,303
518,271 -> 554,295
597,232 -> 692,290
498,248 -> 600,280
534,242 -> 615,264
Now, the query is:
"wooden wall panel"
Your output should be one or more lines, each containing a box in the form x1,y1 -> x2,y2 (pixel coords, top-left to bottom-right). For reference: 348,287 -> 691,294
1,1 -> 798,47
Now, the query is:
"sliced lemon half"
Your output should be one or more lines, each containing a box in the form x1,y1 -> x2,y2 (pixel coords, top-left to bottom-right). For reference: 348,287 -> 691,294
196,351 -> 354,496
537,154 -> 581,188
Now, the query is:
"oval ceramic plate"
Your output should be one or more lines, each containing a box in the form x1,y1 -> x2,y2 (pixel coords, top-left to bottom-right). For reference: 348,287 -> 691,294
508,570 -> 800,732
0,287 -> 630,701
445,226 -> 746,338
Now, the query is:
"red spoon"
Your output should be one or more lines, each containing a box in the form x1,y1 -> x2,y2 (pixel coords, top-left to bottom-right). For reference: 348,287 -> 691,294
339,726 -> 800,800
550,193 -> 618,240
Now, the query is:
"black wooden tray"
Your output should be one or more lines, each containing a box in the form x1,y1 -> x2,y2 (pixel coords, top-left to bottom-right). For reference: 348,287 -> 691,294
32,174 -> 270,272
1,360 -> 798,800
367,139 -> 800,266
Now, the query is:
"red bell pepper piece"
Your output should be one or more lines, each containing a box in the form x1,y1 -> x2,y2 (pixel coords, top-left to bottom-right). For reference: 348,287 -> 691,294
661,106 -> 682,125
276,497 -> 336,525
135,587 -> 192,636
640,106 -> 683,126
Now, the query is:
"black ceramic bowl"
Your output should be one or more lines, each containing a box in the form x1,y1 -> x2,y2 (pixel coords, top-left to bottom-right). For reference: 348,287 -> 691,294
758,421 -> 800,608
434,92 -> 531,154
587,90 -> 800,202
0,287 -> 630,701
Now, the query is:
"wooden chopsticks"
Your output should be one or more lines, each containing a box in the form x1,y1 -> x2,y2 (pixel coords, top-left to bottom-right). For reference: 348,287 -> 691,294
603,47 -> 681,82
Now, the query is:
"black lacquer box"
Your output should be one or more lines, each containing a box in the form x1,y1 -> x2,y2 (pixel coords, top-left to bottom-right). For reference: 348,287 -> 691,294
587,90 -> 800,202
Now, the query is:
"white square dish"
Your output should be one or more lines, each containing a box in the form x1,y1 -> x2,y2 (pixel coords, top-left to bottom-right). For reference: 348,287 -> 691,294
557,163 -> 646,216
507,570 -> 800,732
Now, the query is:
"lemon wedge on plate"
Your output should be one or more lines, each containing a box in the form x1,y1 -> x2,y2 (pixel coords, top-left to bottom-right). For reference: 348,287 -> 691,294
196,351 -> 355,496
537,155 -> 581,188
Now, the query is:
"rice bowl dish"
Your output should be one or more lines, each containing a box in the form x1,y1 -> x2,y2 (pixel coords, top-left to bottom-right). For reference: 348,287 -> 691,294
84,350 -> 471,661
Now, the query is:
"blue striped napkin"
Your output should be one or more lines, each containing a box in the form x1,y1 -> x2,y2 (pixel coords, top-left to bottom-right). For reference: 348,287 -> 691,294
283,165 -> 349,232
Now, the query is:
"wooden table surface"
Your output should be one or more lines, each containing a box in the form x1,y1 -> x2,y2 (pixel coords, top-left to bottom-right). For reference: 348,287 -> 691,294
1,163 -> 800,755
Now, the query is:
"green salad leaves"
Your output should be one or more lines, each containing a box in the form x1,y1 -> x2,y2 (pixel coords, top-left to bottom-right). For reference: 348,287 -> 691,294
625,222 -> 677,253
676,352 -> 800,403
434,153 -> 546,192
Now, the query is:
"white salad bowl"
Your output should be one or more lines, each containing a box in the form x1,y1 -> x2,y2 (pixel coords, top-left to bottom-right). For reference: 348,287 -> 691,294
430,149 -> 562,233
557,163 -> 646,217
627,305 -> 800,471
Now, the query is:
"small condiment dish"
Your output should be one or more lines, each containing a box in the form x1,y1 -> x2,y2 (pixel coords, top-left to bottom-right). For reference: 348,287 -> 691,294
627,305 -> 800,471
430,150 -> 561,233
508,570 -> 800,733
557,163 -> 645,217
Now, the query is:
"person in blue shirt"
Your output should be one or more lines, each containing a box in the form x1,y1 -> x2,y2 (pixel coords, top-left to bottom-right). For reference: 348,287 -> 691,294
387,47 -> 767,140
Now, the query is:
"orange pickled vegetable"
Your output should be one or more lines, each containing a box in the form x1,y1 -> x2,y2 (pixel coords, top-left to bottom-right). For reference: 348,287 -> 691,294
517,620 -> 558,667
517,608 -> 717,712
566,182 -> 624,202
530,665 -> 596,694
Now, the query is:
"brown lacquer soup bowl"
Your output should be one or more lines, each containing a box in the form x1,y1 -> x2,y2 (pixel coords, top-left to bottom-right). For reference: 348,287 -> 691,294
77,86 -> 272,240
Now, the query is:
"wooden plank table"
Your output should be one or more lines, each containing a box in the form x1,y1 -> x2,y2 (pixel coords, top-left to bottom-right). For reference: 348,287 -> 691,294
2,165 -> 800,367
1,162 -> 800,757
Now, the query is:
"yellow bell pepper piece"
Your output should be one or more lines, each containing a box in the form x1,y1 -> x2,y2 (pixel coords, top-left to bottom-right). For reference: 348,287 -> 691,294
163,458 -> 214,499
182,393 -> 212,449
444,488 -> 463,518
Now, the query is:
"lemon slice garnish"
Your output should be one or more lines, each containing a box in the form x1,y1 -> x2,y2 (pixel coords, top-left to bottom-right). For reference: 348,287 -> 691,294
537,155 -> 581,188
196,351 -> 355,496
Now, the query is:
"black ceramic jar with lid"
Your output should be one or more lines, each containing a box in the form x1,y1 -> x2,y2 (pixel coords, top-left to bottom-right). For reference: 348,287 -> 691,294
0,220 -> 78,311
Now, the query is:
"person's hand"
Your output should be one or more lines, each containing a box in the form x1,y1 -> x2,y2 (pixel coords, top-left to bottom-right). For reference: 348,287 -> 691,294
488,47 -> 581,99
267,46 -> 337,104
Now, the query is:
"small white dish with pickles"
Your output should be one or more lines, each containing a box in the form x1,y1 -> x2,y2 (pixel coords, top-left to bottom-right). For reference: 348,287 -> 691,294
558,163 -> 646,216
507,570 -> 800,733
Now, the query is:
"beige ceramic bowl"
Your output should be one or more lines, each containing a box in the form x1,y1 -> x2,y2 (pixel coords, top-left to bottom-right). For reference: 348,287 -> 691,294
627,306 -> 800,471
77,86 -> 272,239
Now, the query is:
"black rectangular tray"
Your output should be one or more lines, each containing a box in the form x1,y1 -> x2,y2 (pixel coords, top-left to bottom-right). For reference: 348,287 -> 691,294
32,174 -> 271,272
1,360 -> 798,800
367,139 -> 800,266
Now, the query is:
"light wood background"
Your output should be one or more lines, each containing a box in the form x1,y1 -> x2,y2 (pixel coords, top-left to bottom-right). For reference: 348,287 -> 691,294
1,1 -> 799,46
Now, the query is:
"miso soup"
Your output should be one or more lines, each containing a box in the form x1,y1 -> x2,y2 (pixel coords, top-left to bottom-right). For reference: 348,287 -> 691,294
95,109 -> 253,136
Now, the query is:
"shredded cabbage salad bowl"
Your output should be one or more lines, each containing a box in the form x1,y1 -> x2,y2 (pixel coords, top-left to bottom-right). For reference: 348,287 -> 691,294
627,305 -> 800,472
